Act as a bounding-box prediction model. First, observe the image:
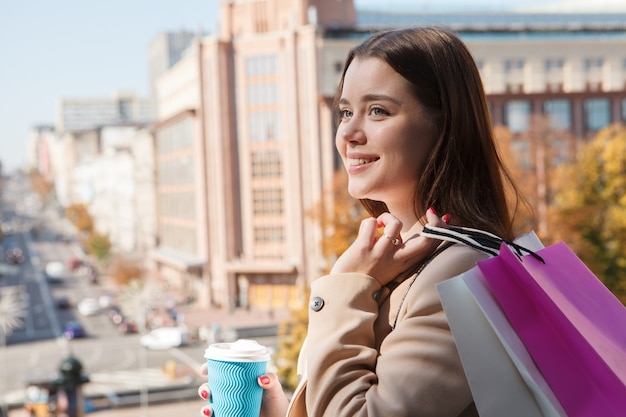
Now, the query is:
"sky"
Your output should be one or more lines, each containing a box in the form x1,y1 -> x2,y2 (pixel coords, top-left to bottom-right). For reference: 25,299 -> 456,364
2,0 -> 626,174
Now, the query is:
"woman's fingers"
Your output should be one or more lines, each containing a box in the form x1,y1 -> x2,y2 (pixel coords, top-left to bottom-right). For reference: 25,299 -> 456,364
198,382 -> 209,400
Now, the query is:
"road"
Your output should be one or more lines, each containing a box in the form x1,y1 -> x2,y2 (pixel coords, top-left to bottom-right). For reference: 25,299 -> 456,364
0,177 -> 207,412
1,176 -> 280,416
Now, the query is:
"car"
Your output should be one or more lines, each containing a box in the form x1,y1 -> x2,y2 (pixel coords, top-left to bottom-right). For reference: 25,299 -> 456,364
62,321 -> 85,339
140,327 -> 188,350
45,261 -> 65,283
77,298 -> 100,316
67,257 -> 82,271
6,247 -> 25,264
55,295 -> 72,309
118,319 -> 139,334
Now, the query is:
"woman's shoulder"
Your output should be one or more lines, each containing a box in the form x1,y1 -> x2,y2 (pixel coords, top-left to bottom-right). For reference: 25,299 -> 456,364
419,243 -> 489,285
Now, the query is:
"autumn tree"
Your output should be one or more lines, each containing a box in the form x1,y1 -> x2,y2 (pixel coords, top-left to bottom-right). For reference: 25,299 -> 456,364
550,123 -> 626,303
317,170 -> 367,272
29,170 -> 54,203
65,203 -> 94,234
493,115 -> 577,240
275,170 -> 366,390
109,257 -> 144,287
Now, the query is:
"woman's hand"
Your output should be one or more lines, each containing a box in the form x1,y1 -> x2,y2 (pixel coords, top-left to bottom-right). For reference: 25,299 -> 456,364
330,208 -> 449,286
198,363 -> 289,417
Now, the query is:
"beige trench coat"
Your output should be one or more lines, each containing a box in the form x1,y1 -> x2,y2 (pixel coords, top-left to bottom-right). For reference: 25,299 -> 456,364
286,243 -> 486,417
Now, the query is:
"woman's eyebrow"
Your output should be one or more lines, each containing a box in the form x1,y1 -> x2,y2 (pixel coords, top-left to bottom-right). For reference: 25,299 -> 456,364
362,93 -> 402,106
338,94 -> 401,106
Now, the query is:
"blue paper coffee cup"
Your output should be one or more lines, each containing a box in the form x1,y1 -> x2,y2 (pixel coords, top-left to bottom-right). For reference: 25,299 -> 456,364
204,339 -> 271,417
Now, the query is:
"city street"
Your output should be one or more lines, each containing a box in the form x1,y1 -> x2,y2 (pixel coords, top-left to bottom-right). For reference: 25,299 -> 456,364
0,178 -> 208,413
1,176 -> 283,416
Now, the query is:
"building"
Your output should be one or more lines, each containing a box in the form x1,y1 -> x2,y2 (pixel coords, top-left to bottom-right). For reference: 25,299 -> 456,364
148,31 -> 199,117
56,91 -> 152,133
152,1 -> 626,314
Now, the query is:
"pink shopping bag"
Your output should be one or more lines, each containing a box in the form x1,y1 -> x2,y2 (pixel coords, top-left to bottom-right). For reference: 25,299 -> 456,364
478,242 -> 626,417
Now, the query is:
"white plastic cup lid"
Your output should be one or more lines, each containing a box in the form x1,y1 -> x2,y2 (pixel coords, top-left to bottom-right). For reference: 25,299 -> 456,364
204,339 -> 271,362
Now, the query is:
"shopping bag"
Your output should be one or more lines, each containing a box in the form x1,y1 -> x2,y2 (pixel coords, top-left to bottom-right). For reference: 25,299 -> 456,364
478,241 -> 626,417
437,232 -> 566,417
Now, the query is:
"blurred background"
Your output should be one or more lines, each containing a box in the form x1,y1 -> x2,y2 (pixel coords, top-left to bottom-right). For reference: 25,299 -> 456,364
2,0 -> 626,415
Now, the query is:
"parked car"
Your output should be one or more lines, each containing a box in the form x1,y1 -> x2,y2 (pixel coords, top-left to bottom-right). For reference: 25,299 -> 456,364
67,256 -> 82,271
62,321 -> 85,339
77,298 -> 100,316
6,246 -> 25,264
118,319 -> 139,334
55,295 -> 72,309
45,261 -> 65,283
140,327 -> 188,350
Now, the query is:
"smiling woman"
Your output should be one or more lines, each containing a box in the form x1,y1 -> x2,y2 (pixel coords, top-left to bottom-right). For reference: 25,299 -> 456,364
198,25 -> 526,417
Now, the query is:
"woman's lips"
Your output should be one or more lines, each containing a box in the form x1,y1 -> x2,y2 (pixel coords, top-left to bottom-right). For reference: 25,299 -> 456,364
348,157 -> 379,166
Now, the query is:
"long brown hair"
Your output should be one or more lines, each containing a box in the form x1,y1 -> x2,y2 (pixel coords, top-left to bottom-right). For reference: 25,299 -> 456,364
334,27 -> 526,240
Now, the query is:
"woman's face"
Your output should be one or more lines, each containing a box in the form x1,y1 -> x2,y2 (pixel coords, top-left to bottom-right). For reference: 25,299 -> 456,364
336,57 -> 437,208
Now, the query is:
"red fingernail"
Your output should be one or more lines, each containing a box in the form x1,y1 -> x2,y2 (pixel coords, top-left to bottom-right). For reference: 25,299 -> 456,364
259,375 -> 270,385
429,206 -> 437,215
202,408 -> 211,416
442,214 -> 451,224
200,390 -> 208,400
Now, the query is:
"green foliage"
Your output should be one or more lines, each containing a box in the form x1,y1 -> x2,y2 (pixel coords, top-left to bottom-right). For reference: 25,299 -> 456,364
551,123 -> 626,303
85,232 -> 112,261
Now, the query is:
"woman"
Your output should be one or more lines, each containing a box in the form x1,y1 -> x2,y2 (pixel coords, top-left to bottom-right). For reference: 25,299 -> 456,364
199,26 -> 524,417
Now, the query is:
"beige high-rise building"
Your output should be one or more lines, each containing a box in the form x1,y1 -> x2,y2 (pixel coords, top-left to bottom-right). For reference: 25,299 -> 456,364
152,0 -> 626,314
152,0 -> 356,312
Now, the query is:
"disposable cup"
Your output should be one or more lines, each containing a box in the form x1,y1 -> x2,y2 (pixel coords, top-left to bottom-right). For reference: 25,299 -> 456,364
204,339 -> 271,417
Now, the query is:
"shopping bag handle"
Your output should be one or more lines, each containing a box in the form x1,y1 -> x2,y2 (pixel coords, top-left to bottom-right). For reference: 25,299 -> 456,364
422,225 -> 545,263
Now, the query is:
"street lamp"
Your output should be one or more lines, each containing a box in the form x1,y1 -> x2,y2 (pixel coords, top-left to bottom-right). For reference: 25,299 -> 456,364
55,355 -> 89,417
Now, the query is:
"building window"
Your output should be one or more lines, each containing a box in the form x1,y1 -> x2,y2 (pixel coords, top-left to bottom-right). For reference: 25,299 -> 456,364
544,58 -> 564,71
247,84 -> 279,105
246,55 -> 278,77
156,118 -> 193,154
504,100 -> 531,133
254,226 -> 285,243
584,58 -> 603,70
584,98 -> 610,132
544,99 -> 571,130
622,98 -> 626,122
504,59 -> 524,72
249,112 -> 280,142
252,188 -> 284,215
251,150 -> 282,177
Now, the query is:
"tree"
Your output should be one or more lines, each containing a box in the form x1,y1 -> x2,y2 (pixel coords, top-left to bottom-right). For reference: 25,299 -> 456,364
275,170 -> 366,390
65,203 -> 94,234
316,170 -> 367,273
550,123 -> 626,303
110,257 -> 144,287
493,116 -> 577,240
85,232 -> 112,261
28,170 -> 54,203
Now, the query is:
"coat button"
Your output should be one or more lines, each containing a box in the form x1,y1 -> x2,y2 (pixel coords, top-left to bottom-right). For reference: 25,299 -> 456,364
310,296 -> 324,311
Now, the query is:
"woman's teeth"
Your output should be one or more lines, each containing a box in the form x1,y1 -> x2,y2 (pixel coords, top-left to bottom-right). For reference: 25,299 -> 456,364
349,157 -> 378,166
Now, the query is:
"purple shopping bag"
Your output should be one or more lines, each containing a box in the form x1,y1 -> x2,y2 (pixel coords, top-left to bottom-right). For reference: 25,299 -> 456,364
478,242 -> 626,417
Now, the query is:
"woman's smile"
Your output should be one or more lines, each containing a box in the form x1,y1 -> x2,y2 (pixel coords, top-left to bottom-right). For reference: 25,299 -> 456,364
336,57 -> 436,211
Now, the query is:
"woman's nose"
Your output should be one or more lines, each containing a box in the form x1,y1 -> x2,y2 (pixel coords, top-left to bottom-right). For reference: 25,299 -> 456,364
339,120 -> 365,143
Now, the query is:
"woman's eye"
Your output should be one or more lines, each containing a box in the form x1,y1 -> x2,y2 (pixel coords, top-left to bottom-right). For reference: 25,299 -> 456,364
371,107 -> 389,117
340,109 -> 352,118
